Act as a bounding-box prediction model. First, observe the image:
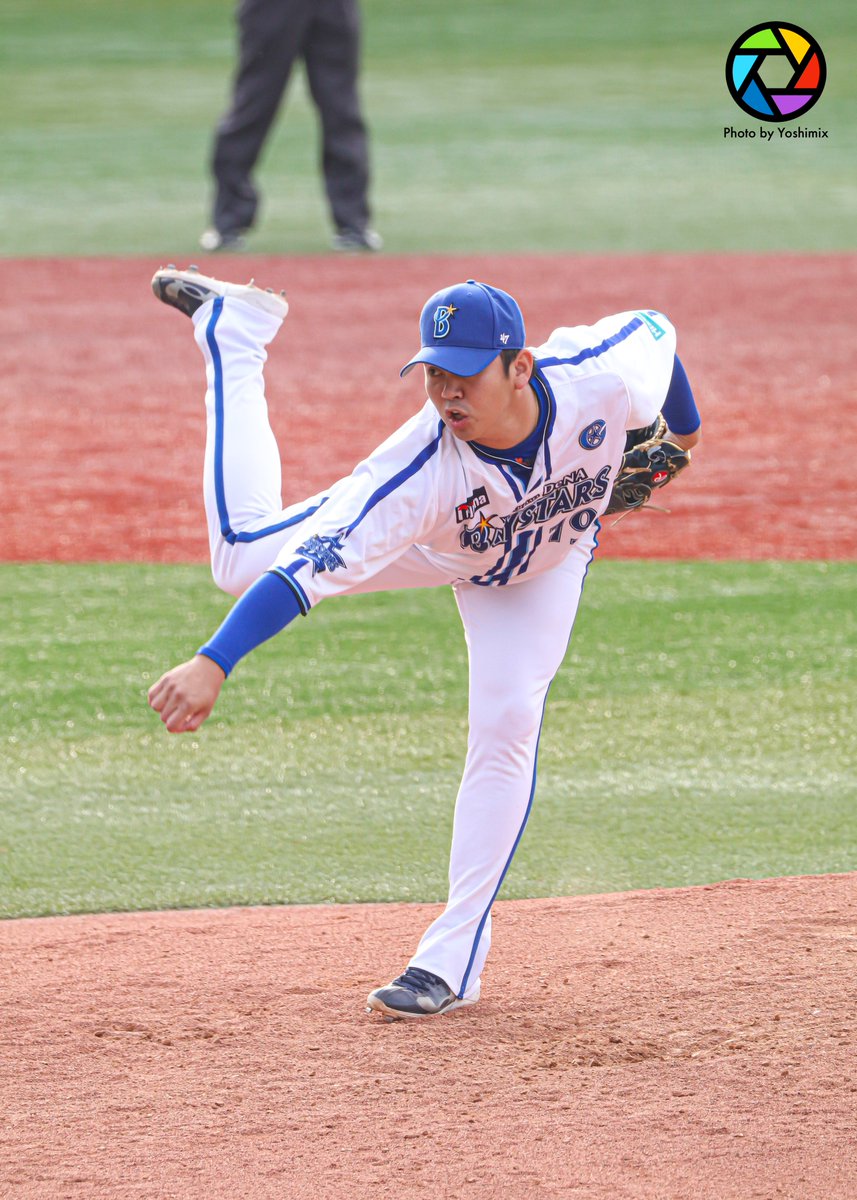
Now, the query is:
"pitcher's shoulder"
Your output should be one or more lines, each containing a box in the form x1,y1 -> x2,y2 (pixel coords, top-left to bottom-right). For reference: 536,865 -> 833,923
532,310 -> 675,369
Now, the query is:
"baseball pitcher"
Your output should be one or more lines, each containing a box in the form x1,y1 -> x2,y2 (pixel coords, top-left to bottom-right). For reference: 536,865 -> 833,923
148,267 -> 701,1019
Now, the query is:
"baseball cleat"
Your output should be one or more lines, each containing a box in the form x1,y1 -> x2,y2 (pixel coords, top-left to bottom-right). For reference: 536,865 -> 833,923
365,966 -> 480,1019
331,227 -> 383,253
151,265 -> 288,320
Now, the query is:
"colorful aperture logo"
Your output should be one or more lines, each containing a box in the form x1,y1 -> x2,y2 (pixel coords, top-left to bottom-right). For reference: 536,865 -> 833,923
726,23 -> 826,122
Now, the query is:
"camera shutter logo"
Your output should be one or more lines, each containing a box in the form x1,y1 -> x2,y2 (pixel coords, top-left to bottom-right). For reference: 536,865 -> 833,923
725,23 -> 826,122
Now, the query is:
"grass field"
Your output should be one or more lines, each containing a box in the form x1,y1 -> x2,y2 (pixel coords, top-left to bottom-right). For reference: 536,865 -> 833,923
3,3 -> 855,925
3,0 -> 856,254
2,561 -> 854,919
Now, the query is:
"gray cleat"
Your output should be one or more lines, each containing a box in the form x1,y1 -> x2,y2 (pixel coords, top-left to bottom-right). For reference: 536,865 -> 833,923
366,966 -> 480,1020
332,227 -> 383,253
151,264 -> 288,319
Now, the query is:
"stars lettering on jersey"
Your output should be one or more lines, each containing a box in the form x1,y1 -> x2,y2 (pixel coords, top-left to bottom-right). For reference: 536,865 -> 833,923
458,466 -> 611,554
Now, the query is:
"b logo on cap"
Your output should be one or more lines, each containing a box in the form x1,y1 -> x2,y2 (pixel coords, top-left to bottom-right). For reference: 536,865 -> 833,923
433,303 -> 458,339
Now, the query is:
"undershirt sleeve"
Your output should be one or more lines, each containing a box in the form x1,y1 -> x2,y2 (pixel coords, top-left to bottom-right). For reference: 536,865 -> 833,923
197,571 -> 304,677
661,355 -> 701,435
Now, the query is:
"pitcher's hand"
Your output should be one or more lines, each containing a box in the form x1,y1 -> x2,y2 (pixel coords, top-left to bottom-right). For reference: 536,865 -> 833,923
148,655 -> 226,733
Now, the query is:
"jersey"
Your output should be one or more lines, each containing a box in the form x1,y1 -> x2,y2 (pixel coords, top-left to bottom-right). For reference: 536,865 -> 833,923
270,310 -> 677,614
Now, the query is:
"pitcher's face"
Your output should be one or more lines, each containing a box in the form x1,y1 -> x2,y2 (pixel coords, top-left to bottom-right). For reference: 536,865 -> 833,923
424,352 -> 536,449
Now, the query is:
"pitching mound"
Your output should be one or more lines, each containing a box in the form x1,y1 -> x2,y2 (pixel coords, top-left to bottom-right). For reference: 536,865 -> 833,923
2,873 -> 855,1198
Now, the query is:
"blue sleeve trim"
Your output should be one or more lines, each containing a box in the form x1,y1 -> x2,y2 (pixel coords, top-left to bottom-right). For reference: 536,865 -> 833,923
661,355 -> 700,436
342,425 -> 444,536
268,564 -> 311,614
197,646 -> 233,677
197,571 -> 303,676
229,501 -> 328,545
536,317 -> 643,369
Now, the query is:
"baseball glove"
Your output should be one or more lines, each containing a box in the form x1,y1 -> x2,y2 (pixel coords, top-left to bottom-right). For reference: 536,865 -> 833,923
605,415 -> 692,515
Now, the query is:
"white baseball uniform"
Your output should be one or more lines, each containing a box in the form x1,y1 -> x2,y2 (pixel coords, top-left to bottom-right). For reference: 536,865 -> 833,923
191,294 -> 676,998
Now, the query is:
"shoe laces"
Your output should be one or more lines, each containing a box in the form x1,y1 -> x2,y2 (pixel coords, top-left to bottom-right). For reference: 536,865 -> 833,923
392,966 -> 444,993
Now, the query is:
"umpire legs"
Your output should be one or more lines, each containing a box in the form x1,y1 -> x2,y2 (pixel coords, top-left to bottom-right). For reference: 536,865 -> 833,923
209,0 -> 371,239
209,0 -> 312,237
303,0 -> 371,236
408,545 -> 597,999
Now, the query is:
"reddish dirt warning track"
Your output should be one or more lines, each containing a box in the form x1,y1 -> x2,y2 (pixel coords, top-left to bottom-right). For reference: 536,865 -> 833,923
2,253 -> 856,562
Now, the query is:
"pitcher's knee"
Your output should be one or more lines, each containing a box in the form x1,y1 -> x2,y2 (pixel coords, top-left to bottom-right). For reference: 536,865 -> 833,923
210,549 -> 261,597
468,694 -> 543,751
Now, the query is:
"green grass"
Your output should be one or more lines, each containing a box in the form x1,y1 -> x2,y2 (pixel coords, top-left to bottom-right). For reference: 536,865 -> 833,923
2,561 -> 854,918
2,0 -> 856,254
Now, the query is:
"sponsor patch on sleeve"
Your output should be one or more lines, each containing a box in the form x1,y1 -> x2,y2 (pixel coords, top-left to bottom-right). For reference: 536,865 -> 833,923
637,311 -> 666,340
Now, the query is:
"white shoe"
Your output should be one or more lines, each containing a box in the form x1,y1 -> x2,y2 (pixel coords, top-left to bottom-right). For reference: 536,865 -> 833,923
151,264 -> 288,320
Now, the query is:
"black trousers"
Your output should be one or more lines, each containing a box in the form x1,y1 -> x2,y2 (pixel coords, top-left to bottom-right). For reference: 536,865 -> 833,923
210,0 -> 371,236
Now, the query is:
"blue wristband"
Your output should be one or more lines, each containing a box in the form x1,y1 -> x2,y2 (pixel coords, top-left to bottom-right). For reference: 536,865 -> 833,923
198,571 -> 304,677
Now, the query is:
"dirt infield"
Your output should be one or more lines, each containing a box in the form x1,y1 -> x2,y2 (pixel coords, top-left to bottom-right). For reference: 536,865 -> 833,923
2,875 -> 856,1199
3,253 -> 856,562
3,254 -> 856,1197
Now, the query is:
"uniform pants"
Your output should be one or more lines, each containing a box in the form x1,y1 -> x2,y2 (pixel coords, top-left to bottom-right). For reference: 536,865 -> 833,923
211,0 -> 370,236
192,297 -> 594,998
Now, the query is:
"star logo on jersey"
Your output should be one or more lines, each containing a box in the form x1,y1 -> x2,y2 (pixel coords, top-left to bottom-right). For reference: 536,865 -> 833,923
433,303 -> 458,339
296,532 -> 347,575
459,512 -> 506,553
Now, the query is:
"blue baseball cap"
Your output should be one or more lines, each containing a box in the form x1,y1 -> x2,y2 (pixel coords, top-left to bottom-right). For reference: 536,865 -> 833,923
400,280 -> 526,378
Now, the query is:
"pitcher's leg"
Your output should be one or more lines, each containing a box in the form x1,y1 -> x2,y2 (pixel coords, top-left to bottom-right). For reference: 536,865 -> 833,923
191,295 -> 322,595
409,542 -> 598,996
